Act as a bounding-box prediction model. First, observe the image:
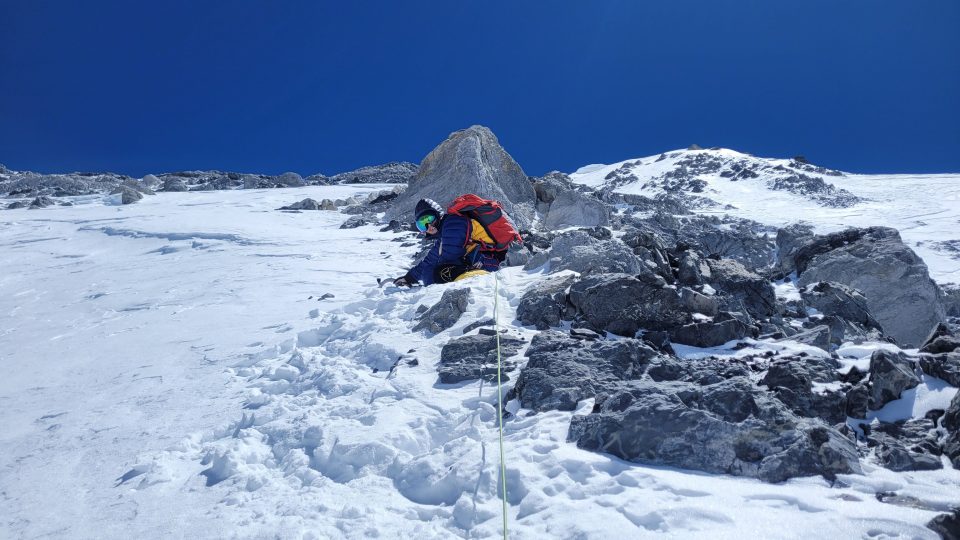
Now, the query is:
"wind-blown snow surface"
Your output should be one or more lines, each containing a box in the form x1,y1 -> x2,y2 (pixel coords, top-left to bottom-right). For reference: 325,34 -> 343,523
2,187 -> 957,539
570,149 -> 960,284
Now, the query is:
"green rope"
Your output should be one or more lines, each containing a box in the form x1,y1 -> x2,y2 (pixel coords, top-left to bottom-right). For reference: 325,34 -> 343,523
493,271 -> 508,539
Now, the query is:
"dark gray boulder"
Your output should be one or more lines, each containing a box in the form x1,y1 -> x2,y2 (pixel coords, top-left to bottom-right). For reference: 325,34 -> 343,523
644,355 -> 752,385
918,352 -> 960,387
386,126 -> 536,229
162,175 -> 189,192
568,377 -> 861,483
669,319 -> 753,348
437,333 -> 525,383
679,287 -> 719,316
707,258 -> 779,319
29,196 -> 56,209
800,281 -> 882,330
568,273 -> 689,336
275,172 -> 304,187
869,349 -> 921,410
869,419 -> 942,472
761,355 -> 846,425
339,216 -> 371,229
677,250 -> 711,286
6,201 -> 28,209
279,198 -> 322,211
944,392 -> 960,433
510,331 -> 656,411
926,509 -> 960,540
795,227 -> 946,347
110,186 -> 143,205
412,288 -> 470,334
524,230 -> 642,275
516,274 -> 576,330
846,383 -> 870,418
774,223 -> 815,277
920,335 -> 960,355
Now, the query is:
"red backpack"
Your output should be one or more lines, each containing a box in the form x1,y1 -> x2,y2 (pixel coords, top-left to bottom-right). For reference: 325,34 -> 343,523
447,194 -> 523,251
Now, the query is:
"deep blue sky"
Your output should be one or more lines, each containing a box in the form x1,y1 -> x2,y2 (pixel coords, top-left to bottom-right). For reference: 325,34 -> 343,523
2,1 -> 958,177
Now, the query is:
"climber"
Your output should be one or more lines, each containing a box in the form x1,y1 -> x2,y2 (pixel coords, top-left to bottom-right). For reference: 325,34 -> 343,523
392,196 -> 521,286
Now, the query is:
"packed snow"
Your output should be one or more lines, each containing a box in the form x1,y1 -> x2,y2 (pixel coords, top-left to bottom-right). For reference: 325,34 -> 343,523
1,185 -> 958,539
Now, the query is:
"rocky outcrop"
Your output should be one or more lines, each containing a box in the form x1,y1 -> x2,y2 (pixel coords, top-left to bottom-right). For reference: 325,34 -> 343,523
794,227 -> 946,347
330,162 -> 417,184
761,355 -> 846,425
279,198 -> 323,211
669,319 -> 754,348
510,331 -> 657,411
800,281 -> 882,330
437,333 -> 525,383
868,350 -> 920,410
568,377 -> 862,483
706,258 -> 778,319
524,231 -> 642,275
568,273 -> 689,336
774,223 -> 815,277
385,126 -> 537,228
412,288 -> 470,334
110,186 -> 143,205
516,274 -> 576,330
868,419 -> 942,472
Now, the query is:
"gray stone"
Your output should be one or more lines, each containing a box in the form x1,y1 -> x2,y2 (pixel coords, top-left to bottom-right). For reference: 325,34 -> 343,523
162,176 -> 188,192
795,227 -> 946,347
918,352 -> 960,387
121,178 -> 155,195
568,377 -> 861,483
110,186 -> 143,205
437,333 -> 525,383
644,355 -> 752,386
279,198 -> 322,211
679,287 -> 719,316
510,331 -> 657,411
568,273 -> 689,336
761,355 -> 846,425
846,383 -> 870,418
6,201 -> 28,209
946,431 -> 960,469
677,250 -> 710,286
774,223 -> 815,277
276,172 -> 304,187
543,189 -> 610,230
779,325 -> 832,351
920,336 -> 960,355
944,392 -> 960,432
800,281 -> 882,330
669,319 -> 753,348
926,509 -> 960,540
504,242 -> 530,267
516,274 -> 576,330
870,418 -> 943,472
869,349 -> 921,410
386,126 -> 537,229
707,258 -> 779,319
412,288 -> 470,334
339,216 -> 370,229
525,230 -> 642,276
29,196 -> 57,209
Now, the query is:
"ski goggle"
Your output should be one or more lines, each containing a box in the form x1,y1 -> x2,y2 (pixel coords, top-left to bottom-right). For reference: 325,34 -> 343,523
415,214 -> 436,232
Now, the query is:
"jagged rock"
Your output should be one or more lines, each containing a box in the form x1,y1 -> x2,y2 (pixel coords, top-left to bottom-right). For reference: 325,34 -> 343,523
330,162 -> 417,184
846,383 -> 870,418
795,227 -> 946,347
516,274 -> 576,330
920,323 -> 959,354
6,201 -> 28,209
437,333 -> 525,383
706,258 -> 778,319
761,355 -> 846,425
621,228 -> 673,279
510,331 -> 656,411
568,377 -> 862,483
817,315 -> 884,346
869,419 -> 942,472
800,281 -> 882,330
532,172 -> 571,210
942,284 -> 960,318
869,349 -> 921,410
570,328 -> 601,341
412,288 -> 470,334
568,273 -> 689,336
504,242 -> 530,267
773,224 -> 814,278
679,287 -> 718,316
669,319 -> 753,348
121,178 -> 155,195
386,126 -> 536,229
644,355 -> 752,385
524,230 -> 642,275
944,392 -> 960,433
542,189 -> 610,230
161,176 -> 188,192
462,319 -> 495,334
779,325 -> 832,351
110,186 -> 142,205
927,509 -> 960,540
918,352 -> 960,387
677,250 -> 710,286
29,196 -> 56,209
243,174 -> 272,189
339,216 -> 370,229
279,198 -> 322,211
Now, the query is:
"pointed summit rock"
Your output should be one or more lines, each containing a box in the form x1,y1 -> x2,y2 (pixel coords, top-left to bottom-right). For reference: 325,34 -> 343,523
387,126 -> 536,228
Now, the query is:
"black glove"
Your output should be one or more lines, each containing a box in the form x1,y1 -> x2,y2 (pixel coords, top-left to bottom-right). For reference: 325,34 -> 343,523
393,274 -> 416,287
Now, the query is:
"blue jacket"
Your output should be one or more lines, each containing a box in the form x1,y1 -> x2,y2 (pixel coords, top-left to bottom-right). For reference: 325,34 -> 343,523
407,215 -> 502,285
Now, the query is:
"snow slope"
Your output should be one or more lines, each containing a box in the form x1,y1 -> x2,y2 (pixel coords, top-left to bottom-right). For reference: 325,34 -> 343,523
570,149 -> 960,284
2,187 -> 958,539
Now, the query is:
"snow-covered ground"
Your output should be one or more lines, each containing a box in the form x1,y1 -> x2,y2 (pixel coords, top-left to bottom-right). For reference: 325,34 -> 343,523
570,149 -> 960,285
2,186 -> 958,539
